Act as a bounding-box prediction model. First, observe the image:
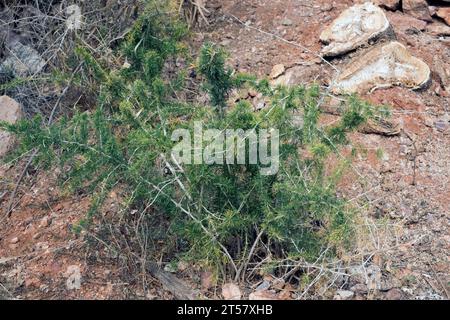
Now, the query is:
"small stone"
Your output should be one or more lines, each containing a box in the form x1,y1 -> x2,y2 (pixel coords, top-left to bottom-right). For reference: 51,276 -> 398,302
334,290 -> 355,300
269,64 -> 285,79
256,280 -> 271,291
321,3 -> 334,12
385,288 -> 404,300
39,284 -> 49,293
424,117 -> 434,128
34,242 -> 49,251
248,89 -> 258,97
10,237 -> 19,244
222,283 -> 241,300
39,216 -> 50,228
402,0 -> 432,22
435,86 -> 442,96
374,0 -> 400,10
254,100 -> 266,111
436,8 -> 450,26
65,265 -> 81,290
435,120 -> 448,132
281,18 -> 293,26
428,6 -> 437,17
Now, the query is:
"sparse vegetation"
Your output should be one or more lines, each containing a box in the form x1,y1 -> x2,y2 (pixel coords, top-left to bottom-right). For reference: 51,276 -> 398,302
0,0 -> 391,287
21,0 -> 450,303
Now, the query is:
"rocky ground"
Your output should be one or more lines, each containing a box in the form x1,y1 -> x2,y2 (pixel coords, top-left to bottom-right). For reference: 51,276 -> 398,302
195,0 -> 450,299
0,0 -> 449,300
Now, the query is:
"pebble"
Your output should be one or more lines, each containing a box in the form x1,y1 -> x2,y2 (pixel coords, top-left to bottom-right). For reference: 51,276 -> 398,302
281,18 -> 293,26
256,280 -> 271,291
321,4 -> 334,12
34,242 -> 49,251
435,120 -> 448,132
385,288 -> 404,300
269,64 -> 285,79
10,237 -> 19,244
248,89 -> 258,97
334,290 -> 355,300
39,216 -> 51,228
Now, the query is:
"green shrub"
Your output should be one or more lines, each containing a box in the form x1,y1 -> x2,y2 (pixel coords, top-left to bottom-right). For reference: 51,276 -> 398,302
198,42 -> 234,115
0,0 -> 388,281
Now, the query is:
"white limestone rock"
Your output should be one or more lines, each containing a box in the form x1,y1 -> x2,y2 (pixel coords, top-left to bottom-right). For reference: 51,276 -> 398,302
331,41 -> 430,94
0,42 -> 45,76
320,2 -> 393,57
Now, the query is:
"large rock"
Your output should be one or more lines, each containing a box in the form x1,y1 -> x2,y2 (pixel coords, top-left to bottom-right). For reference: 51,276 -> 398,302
402,0 -> 432,22
332,41 -> 431,94
320,2 -> 393,57
0,96 -> 22,157
0,42 -> 45,76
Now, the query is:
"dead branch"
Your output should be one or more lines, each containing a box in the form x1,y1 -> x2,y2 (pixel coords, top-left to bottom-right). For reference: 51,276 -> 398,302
180,0 -> 209,27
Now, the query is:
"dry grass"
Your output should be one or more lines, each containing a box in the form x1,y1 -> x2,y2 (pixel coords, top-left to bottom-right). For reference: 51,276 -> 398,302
179,0 -> 209,27
0,0 -> 140,118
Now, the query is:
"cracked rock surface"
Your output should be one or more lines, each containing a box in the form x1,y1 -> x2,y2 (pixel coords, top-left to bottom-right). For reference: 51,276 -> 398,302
320,2 -> 392,57
332,41 -> 431,94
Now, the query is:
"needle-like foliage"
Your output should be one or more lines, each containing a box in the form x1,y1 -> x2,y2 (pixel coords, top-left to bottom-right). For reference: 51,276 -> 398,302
0,0 -> 389,281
